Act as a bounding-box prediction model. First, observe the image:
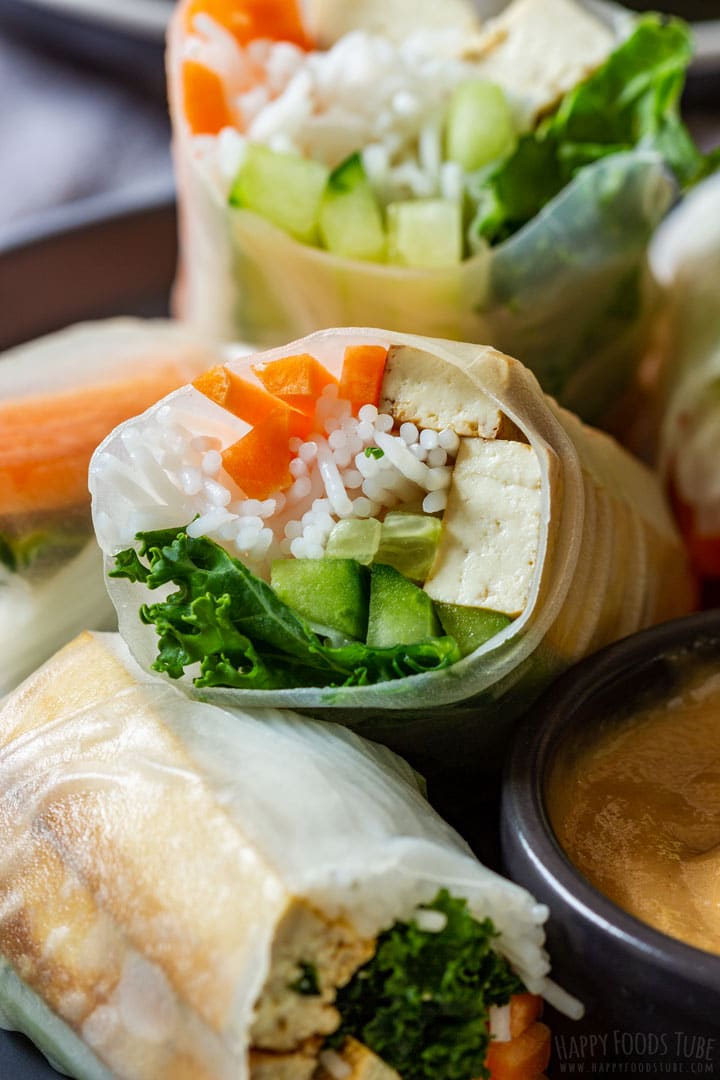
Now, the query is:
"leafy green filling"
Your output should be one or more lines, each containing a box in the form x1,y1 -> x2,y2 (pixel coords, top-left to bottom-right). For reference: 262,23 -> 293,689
290,962 -> 321,997
329,890 -> 524,1080
473,16 -> 710,245
110,527 -> 460,689
0,527 -> 88,574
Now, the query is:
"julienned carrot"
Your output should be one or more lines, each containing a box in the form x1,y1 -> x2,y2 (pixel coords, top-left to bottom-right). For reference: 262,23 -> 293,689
486,1022 -> 552,1080
0,368 -> 194,517
193,365 -> 312,437
182,60 -> 233,136
338,345 -> 388,412
183,0 -> 312,49
510,993 -> 544,1039
221,409 -> 293,499
253,353 -> 338,416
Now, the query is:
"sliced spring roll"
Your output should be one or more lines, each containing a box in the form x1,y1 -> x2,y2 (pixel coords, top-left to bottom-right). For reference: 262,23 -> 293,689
649,172 -> 720,579
0,629 -> 575,1080
89,328 -> 694,772
0,319 -> 219,695
167,0 -> 706,421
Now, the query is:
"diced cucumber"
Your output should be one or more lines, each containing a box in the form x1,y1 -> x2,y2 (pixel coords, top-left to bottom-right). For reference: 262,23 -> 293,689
319,153 -> 386,261
367,563 -> 441,648
271,558 -> 368,641
376,512 -> 442,582
326,518 -> 382,564
446,80 -> 516,172
387,199 -> 462,268
434,603 -> 512,657
229,145 -> 328,244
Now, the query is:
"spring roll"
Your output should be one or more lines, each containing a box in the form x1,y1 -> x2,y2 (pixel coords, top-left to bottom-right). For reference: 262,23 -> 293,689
167,0 -> 706,421
0,629 -> 575,1080
649,172 -> 720,579
88,328 -> 693,772
0,319 -> 219,695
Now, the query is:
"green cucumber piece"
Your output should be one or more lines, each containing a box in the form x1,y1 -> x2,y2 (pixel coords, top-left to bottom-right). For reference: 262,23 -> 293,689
376,512 -> 442,582
271,558 -> 368,641
366,563 -> 441,648
229,145 -> 328,244
319,153 -> 386,261
326,518 -> 382,564
387,199 -> 462,268
435,603 -> 512,657
446,79 -> 516,172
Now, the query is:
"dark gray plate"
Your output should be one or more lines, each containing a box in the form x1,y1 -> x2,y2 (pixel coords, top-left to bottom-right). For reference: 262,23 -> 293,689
0,0 -> 171,95
0,183 -> 177,353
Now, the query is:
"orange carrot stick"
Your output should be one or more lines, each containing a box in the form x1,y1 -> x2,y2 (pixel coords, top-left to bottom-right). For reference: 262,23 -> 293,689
0,368 -> 195,517
221,409 -> 293,499
338,345 -> 388,412
252,353 -> 338,417
510,993 -> 544,1039
486,1022 -> 552,1080
184,0 -> 312,49
193,366 -> 312,438
182,60 -> 233,135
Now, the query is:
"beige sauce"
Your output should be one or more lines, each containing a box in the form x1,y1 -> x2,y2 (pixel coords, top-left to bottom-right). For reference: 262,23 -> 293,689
550,665 -> 720,955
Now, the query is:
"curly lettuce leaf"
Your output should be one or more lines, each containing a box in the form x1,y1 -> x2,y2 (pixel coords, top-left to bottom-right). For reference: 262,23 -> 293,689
473,16 -> 706,245
330,890 -> 524,1080
110,527 -> 460,689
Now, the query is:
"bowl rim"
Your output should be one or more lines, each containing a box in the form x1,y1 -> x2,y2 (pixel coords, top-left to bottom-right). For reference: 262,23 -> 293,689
504,608 -> 720,989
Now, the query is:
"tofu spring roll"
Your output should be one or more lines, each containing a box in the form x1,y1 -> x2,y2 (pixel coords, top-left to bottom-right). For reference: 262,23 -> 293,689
0,630 -> 575,1080
168,0 -> 707,421
0,319 -> 218,694
89,328 -> 694,771
649,172 -> 720,580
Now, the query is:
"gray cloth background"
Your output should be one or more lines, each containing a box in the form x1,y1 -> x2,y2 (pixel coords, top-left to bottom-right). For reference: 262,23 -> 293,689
0,28 -> 173,237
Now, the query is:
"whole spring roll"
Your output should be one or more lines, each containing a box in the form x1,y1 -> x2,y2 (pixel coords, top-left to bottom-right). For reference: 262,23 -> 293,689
89,328 -> 694,772
0,630 -> 576,1080
0,319 -> 220,695
649,172 -> 720,580
167,0 -> 706,421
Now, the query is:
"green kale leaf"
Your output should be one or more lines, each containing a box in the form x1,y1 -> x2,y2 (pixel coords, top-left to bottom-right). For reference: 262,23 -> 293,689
473,16 -> 707,245
330,889 -> 524,1080
110,527 -> 460,689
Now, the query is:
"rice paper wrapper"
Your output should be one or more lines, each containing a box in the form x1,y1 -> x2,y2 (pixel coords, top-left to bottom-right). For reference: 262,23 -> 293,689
168,4 -> 674,426
0,319 -> 221,695
89,328 -> 694,775
0,630 -> 561,1080
650,173 -> 720,554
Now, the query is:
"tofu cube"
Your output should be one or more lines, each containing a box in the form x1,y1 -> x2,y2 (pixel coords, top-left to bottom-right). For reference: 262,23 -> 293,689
424,438 -> 542,617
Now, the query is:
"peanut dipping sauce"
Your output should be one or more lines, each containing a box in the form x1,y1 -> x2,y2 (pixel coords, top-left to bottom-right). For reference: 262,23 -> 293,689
549,664 -> 720,956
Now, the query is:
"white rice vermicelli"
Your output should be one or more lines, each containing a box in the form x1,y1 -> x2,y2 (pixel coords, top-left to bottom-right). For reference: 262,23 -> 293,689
185,16 -> 484,205
98,385 -> 460,577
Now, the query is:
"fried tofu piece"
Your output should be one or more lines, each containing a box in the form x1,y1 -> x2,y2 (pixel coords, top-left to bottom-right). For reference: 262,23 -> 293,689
379,345 -> 520,440
316,1038 -> 401,1080
424,438 -> 543,617
466,0 -> 615,127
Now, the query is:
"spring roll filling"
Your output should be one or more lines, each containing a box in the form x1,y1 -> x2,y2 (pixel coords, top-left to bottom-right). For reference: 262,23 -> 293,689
0,507 -> 91,582
104,341 -> 542,687
180,0 -> 620,266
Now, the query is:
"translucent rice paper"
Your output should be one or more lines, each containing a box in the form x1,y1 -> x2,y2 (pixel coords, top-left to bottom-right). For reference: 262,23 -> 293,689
167,3 -> 674,424
0,319 -> 220,695
0,631 -> 561,1080
89,328 -> 694,774
650,173 -> 720,547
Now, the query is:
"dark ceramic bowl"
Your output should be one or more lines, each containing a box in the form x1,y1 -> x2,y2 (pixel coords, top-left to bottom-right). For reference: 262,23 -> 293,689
502,611 -> 720,1077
